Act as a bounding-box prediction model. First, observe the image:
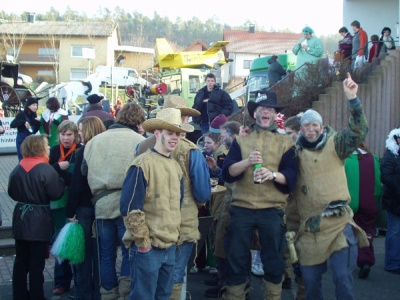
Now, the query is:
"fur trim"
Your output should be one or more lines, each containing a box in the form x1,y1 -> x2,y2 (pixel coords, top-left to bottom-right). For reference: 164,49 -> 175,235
386,128 -> 400,156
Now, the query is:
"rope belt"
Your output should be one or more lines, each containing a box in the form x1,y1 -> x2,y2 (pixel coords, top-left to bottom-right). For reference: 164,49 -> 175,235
18,202 -> 50,220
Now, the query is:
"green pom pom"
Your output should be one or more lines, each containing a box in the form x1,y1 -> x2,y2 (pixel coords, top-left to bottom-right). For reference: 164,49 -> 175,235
51,222 -> 85,264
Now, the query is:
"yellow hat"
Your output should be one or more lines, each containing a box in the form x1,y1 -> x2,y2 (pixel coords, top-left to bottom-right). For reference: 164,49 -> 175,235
152,95 -> 200,117
142,108 -> 194,133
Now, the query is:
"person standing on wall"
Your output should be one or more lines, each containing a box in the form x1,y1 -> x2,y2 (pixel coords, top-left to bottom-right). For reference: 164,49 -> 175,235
192,73 -> 234,134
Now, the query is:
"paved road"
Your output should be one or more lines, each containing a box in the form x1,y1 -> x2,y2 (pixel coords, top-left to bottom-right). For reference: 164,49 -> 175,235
1,153 -> 399,299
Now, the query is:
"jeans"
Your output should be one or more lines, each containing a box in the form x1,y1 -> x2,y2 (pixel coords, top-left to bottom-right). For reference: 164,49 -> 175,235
385,211 -> 400,270
13,240 -> 47,300
96,217 -> 130,291
173,242 -> 194,284
301,224 -> 358,300
224,206 -> 286,285
201,123 -> 209,134
129,244 -> 176,300
74,207 -> 100,300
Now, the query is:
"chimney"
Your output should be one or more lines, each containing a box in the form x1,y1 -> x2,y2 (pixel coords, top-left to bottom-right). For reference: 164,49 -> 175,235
27,13 -> 35,23
249,24 -> 255,33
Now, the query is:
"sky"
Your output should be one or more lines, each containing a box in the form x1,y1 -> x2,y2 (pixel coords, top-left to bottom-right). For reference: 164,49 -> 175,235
1,0 -> 343,36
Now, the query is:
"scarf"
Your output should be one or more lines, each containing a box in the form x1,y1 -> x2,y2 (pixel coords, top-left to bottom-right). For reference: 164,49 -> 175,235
59,143 -> 77,162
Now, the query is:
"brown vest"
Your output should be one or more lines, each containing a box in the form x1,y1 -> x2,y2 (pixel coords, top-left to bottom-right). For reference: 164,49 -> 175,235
294,135 -> 369,266
232,130 -> 294,209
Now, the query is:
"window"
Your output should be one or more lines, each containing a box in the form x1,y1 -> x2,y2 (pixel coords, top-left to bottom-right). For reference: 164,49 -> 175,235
70,68 -> 88,80
71,45 -> 95,58
243,60 -> 252,69
38,70 -> 55,76
38,47 -> 59,57
7,48 -> 19,56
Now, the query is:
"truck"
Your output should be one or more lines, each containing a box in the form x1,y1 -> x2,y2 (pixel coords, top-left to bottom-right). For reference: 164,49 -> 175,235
229,53 -> 297,100
95,66 -> 151,88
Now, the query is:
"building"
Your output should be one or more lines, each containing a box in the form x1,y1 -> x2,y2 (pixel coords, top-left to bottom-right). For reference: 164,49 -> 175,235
0,14 -> 154,83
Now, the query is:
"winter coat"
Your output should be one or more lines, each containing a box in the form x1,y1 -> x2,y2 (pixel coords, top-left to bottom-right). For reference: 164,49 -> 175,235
192,85 -> 233,124
338,32 -> 353,59
268,59 -> 287,87
8,158 -> 65,242
10,110 -> 40,136
381,128 -> 400,216
351,28 -> 368,60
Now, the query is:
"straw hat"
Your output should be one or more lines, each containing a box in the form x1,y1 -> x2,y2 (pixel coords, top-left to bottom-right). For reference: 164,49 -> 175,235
152,95 -> 200,117
142,108 -> 194,133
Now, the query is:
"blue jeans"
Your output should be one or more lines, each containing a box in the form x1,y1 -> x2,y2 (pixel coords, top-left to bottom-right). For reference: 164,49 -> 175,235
385,211 -> 400,270
129,244 -> 176,300
301,224 -> 358,300
74,207 -> 100,300
224,206 -> 286,285
173,242 -> 194,284
201,123 -> 210,134
96,217 -> 130,291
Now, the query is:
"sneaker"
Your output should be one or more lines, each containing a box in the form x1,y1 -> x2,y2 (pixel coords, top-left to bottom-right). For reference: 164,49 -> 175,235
251,263 -> 264,276
209,267 -> 218,274
189,266 -> 198,274
358,264 -> 370,279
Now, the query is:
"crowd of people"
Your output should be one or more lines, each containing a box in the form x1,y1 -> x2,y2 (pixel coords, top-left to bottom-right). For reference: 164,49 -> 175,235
4,67 -> 400,300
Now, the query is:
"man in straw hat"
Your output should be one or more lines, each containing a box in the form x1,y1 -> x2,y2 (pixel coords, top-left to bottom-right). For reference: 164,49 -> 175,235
291,73 -> 369,299
135,95 -> 211,299
120,107 -> 201,299
221,90 -> 298,299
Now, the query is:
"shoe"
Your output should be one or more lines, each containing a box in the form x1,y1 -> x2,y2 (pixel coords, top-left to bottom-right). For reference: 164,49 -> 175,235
282,277 -> 292,289
205,285 -> 224,298
189,266 -> 198,274
53,287 -> 69,295
385,268 -> 400,274
209,267 -> 218,274
204,276 -> 219,286
358,264 -> 370,279
251,263 -> 264,276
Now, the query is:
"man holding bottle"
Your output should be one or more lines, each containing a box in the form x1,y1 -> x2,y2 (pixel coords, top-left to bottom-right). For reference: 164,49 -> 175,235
221,91 -> 298,299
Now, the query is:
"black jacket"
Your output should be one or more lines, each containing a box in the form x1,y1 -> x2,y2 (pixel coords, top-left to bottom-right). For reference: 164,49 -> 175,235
8,161 -> 65,242
381,149 -> 400,216
268,59 -> 287,87
10,110 -> 40,134
192,85 -> 233,124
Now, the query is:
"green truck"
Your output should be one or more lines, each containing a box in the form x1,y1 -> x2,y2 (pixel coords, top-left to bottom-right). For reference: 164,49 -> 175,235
247,53 -> 296,92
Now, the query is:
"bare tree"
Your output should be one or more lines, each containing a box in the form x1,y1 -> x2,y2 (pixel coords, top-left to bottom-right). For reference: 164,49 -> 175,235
43,34 -> 60,83
0,18 -> 27,62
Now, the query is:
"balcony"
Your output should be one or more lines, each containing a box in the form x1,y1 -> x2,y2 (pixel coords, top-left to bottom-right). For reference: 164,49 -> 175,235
16,53 -> 58,66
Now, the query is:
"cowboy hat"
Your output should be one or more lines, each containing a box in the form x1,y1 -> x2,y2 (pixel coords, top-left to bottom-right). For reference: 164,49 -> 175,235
247,91 -> 285,118
142,108 -> 194,133
152,95 -> 200,117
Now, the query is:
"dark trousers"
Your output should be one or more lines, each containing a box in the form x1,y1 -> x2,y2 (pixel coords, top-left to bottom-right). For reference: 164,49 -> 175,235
13,239 -> 48,300
224,206 -> 286,285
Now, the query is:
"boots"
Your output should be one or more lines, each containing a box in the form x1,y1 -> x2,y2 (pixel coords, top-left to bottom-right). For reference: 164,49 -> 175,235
169,283 -> 183,300
118,276 -> 130,300
221,283 -> 247,300
100,286 -> 119,300
263,279 -> 282,300
295,276 -> 306,300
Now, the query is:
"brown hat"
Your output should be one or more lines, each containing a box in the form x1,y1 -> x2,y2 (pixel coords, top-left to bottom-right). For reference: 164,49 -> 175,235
142,108 -> 194,133
152,95 -> 200,117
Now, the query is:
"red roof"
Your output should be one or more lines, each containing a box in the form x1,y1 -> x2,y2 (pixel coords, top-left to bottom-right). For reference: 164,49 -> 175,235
223,30 -> 303,55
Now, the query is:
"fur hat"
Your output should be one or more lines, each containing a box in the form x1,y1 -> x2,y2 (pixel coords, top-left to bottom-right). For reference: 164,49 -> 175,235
152,95 -> 200,117
302,26 -> 314,35
209,114 -> 228,133
26,97 -> 39,107
301,109 -> 323,125
247,91 -> 285,118
87,93 -> 104,104
142,108 -> 194,133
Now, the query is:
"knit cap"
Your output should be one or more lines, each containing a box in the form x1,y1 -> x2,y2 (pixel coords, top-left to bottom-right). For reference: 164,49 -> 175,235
26,97 -> 38,107
301,109 -> 323,125
209,114 -> 228,133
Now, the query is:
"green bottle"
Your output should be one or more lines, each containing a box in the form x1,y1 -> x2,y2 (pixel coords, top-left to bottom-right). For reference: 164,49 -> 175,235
253,163 -> 262,184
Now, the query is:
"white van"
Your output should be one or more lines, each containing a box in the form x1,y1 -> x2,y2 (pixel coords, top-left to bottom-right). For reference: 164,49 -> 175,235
95,66 -> 150,87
